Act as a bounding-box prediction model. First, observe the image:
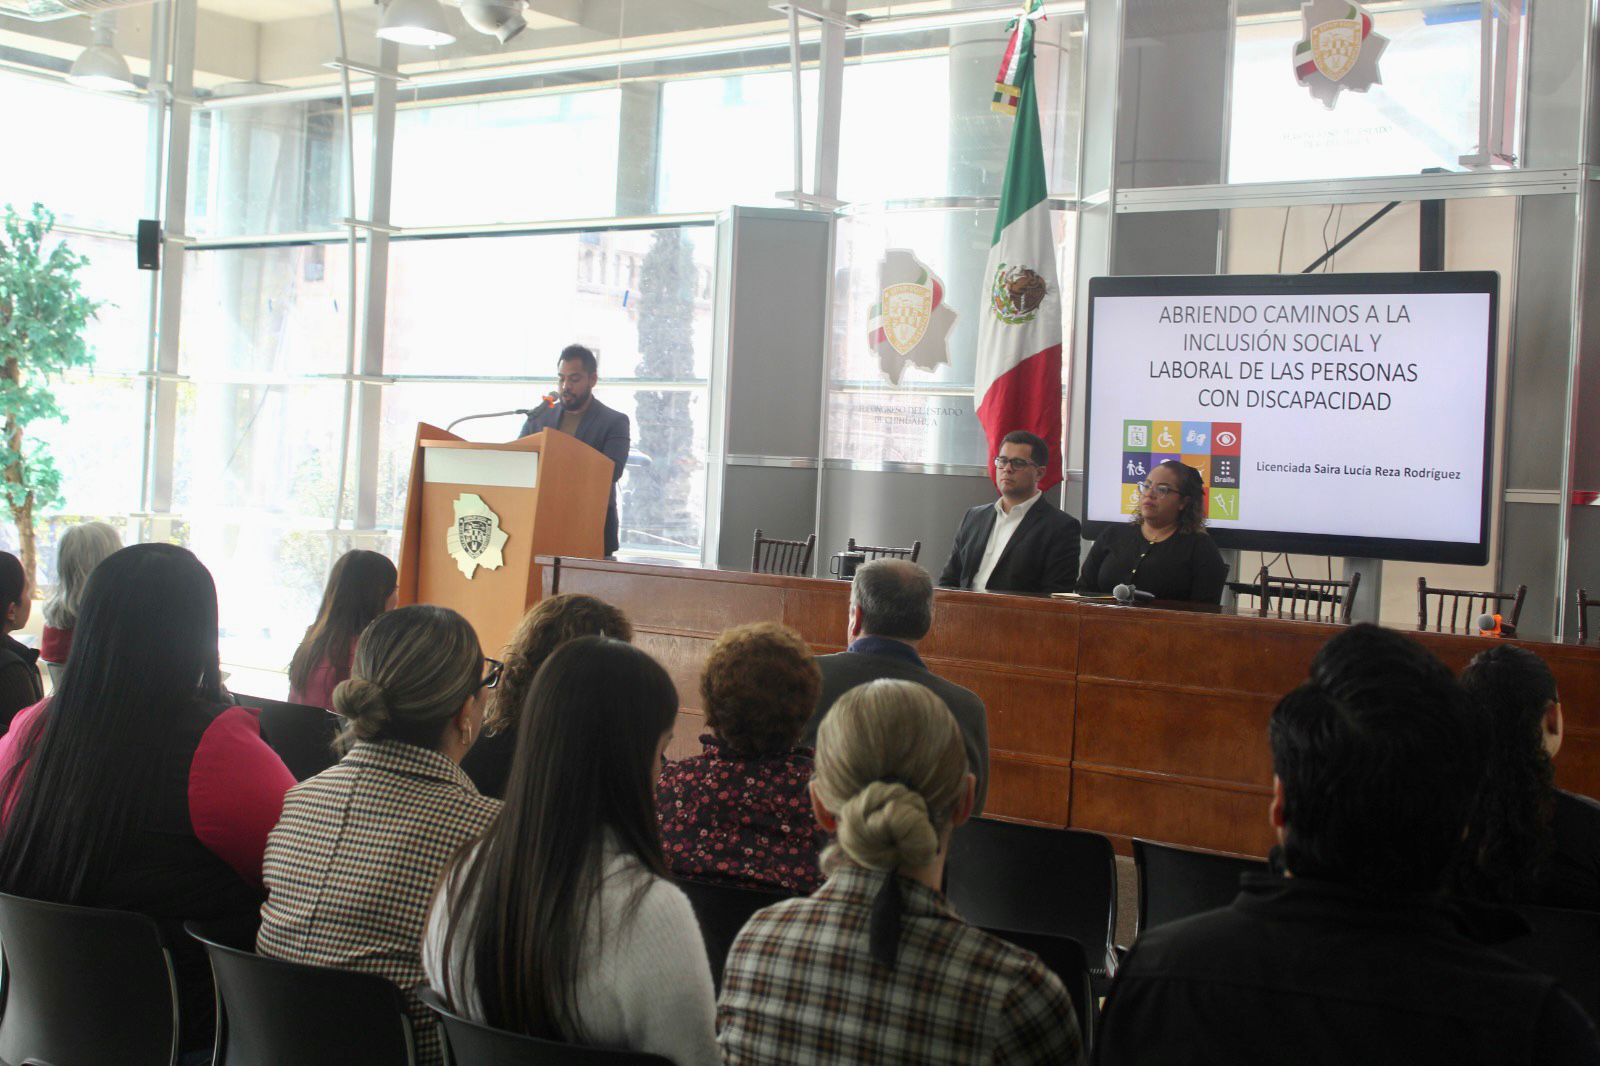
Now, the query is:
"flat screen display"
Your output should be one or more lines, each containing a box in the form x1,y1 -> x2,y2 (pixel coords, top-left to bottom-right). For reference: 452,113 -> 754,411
1083,272 -> 1498,565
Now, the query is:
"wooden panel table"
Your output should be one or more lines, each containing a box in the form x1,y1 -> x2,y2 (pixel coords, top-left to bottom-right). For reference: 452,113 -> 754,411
537,556 -> 1600,858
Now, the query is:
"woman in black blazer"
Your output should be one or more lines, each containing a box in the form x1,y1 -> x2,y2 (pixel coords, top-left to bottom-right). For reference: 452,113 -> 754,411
1076,460 -> 1228,604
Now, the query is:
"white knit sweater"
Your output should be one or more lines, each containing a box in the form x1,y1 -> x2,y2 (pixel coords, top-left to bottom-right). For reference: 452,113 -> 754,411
422,842 -> 720,1066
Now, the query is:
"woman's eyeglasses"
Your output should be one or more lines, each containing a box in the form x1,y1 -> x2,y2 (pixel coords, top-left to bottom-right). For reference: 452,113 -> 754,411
479,657 -> 504,691
1136,481 -> 1179,498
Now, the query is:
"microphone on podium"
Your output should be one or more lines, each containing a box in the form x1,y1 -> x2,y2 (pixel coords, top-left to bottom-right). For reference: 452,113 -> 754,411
1476,612 -> 1516,638
446,408 -> 538,433
1113,583 -> 1155,604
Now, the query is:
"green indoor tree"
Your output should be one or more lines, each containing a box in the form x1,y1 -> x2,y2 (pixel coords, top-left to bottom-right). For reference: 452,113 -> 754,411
0,203 -> 102,578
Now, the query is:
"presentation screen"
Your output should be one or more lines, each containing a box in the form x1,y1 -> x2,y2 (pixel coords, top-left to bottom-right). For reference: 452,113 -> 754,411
1083,272 -> 1498,565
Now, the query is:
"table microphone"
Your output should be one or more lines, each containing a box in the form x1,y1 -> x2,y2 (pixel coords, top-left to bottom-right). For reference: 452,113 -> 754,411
1476,612 -> 1516,638
1113,583 -> 1155,604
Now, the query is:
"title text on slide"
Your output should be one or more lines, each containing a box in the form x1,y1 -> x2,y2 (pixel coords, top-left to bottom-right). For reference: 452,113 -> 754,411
1146,301 -> 1421,411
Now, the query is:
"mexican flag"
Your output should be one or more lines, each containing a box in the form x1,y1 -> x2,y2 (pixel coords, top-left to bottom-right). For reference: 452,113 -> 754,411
976,0 -> 1063,490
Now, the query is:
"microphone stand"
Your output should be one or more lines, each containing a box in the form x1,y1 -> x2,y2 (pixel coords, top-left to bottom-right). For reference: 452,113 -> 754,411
446,409 -> 536,433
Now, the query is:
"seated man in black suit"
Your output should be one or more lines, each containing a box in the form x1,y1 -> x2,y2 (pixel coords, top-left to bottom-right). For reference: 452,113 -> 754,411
518,344 -> 630,558
802,559 -> 988,814
1097,623 -> 1600,1066
938,430 -> 1080,595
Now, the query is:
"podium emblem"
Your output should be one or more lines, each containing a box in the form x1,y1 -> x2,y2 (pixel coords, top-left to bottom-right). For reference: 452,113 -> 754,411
447,493 -> 509,579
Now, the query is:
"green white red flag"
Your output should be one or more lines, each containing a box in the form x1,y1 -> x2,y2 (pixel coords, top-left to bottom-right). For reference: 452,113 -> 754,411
976,0 -> 1063,489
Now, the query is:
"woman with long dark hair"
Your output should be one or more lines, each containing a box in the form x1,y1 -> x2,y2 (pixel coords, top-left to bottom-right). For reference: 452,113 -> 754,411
259,604 -> 499,1066
0,543 -> 295,1057
425,636 -> 718,1065
1455,643 -> 1600,909
1075,458 -> 1229,603
0,550 -> 41,734
287,549 -> 397,708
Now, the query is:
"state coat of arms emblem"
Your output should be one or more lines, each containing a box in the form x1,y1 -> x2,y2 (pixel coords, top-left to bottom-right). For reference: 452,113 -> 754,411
446,493 -> 509,578
868,248 -> 957,386
1293,0 -> 1388,109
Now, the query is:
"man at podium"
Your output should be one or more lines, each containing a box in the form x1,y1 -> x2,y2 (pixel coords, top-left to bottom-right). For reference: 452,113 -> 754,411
518,345 -> 630,558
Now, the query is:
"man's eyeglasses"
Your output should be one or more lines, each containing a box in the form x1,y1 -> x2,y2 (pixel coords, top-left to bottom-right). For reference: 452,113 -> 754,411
1136,480 -> 1179,498
994,457 -> 1039,472
479,656 -> 504,691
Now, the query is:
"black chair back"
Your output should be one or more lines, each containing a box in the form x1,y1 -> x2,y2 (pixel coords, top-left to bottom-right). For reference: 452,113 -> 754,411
1132,838 -> 1267,936
945,820 -> 1118,992
1499,904 -> 1600,1027
419,988 -> 674,1064
0,891 -> 181,1066
981,926 -> 1096,1054
676,878 -> 794,991
232,692 -> 342,781
751,529 -> 816,577
185,920 -> 415,1066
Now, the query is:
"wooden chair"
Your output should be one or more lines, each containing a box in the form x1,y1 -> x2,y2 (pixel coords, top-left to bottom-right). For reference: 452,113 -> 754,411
1255,567 -> 1360,624
1580,588 -> 1595,644
1417,577 -> 1527,634
844,537 -> 922,564
751,528 -> 815,577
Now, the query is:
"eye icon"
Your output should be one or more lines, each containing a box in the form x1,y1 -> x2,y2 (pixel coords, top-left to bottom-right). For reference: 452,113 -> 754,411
1216,431 -> 1238,447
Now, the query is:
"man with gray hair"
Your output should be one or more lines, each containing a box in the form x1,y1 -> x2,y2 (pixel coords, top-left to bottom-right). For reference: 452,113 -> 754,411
802,559 -> 989,814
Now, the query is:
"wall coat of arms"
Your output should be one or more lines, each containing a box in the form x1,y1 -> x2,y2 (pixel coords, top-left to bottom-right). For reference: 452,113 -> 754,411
447,493 -> 509,579
1293,0 -> 1388,109
868,248 -> 957,386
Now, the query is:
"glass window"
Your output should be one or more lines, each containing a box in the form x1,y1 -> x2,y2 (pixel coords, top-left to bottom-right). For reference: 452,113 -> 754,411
171,381 -> 348,521
0,71 -> 148,232
65,234 -> 153,376
1230,9 -> 1503,183
657,68 -> 819,213
179,244 -> 353,377
827,204 -> 1075,467
188,100 -> 351,238
382,226 -> 715,379
387,88 -> 622,226
31,377 -> 147,519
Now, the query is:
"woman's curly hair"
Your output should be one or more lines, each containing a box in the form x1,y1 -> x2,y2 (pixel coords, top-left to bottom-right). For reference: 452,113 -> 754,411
487,595 -> 633,733
701,622 -> 820,758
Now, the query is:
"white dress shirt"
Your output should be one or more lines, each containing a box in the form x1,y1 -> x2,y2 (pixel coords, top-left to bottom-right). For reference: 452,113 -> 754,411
972,491 -> 1042,592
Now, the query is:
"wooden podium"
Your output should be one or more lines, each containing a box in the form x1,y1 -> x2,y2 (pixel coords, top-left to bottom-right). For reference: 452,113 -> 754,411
396,423 -> 613,656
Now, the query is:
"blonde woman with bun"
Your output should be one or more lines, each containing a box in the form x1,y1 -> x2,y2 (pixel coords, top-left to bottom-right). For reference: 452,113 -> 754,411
717,679 -> 1084,1065
257,605 -> 502,1066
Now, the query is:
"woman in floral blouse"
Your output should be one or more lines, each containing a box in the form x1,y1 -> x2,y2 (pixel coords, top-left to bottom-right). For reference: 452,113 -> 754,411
656,622 -> 826,893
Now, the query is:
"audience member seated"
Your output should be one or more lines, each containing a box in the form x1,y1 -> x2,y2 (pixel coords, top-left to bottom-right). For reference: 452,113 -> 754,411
719,679 -> 1084,1065
805,559 -> 989,814
657,622 -> 826,893
0,551 -> 40,735
1096,624 -> 1600,1065
286,548 -> 398,709
0,543 -> 294,1059
1453,643 -> 1600,911
462,593 -> 633,799
425,637 -> 719,1065
258,605 -> 500,1066
39,520 -> 120,685
1075,459 -> 1228,604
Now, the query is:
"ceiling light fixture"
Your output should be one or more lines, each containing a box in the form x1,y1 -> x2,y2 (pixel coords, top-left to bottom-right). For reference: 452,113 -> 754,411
460,0 -> 527,45
66,12 -> 136,93
376,0 -> 456,47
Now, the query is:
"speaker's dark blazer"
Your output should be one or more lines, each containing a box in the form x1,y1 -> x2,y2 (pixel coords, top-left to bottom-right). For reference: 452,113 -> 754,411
937,495 -> 1082,595
519,398 -> 629,557
804,644 -> 989,816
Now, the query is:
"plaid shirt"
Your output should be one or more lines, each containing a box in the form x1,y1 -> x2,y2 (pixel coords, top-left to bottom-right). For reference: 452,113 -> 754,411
257,739 -> 501,1066
718,865 -> 1084,1065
